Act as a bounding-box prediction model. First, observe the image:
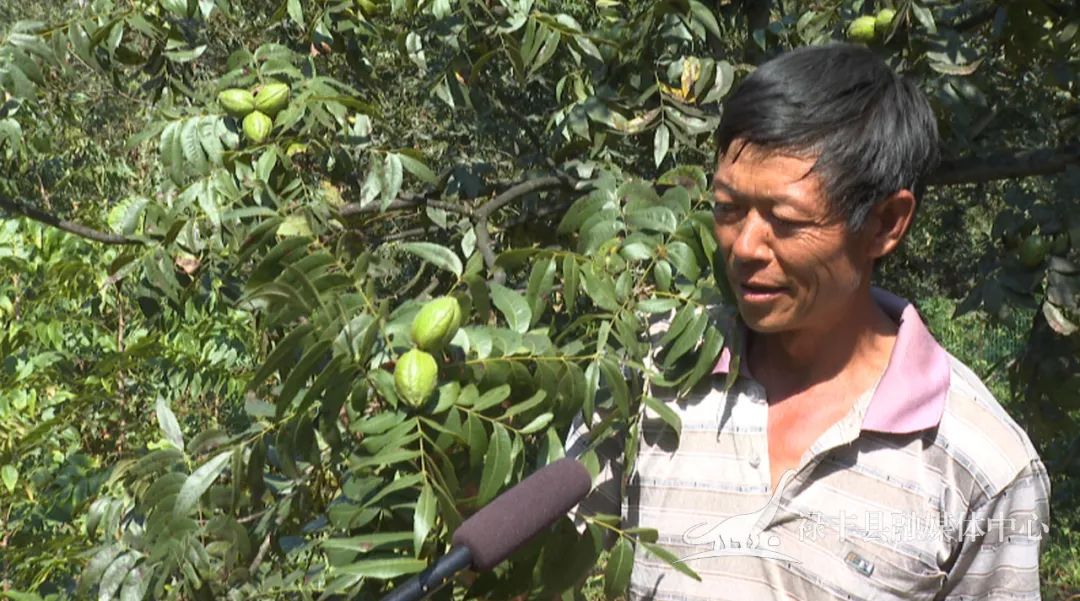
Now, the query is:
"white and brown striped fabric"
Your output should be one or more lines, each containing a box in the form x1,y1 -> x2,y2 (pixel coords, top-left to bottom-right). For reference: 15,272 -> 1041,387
566,288 -> 1051,600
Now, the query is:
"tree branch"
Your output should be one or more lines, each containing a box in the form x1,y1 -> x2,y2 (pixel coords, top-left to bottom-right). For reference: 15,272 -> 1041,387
927,145 -> 1080,186
338,193 -> 471,217
0,194 -> 144,245
474,218 -> 502,284
474,176 -> 569,220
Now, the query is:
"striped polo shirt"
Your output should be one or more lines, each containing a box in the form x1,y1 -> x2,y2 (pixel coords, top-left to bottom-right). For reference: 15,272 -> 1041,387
566,288 -> 1051,600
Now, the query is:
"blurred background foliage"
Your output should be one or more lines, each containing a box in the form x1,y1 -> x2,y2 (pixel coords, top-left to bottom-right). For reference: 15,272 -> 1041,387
0,0 -> 1078,598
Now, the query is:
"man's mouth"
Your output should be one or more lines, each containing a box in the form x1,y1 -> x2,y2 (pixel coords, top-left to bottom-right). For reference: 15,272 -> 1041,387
738,282 -> 787,302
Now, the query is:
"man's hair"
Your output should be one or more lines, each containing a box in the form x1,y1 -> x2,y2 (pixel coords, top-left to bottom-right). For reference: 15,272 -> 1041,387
715,43 -> 940,230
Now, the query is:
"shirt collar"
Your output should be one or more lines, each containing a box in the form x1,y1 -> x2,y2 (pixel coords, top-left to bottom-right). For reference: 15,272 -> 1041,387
711,287 -> 950,434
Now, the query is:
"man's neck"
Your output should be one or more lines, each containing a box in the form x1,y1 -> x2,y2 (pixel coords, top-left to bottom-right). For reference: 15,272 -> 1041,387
748,288 -> 899,398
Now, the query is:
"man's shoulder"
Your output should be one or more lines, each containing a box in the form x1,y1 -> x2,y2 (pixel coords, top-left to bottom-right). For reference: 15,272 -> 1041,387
935,351 -> 1046,498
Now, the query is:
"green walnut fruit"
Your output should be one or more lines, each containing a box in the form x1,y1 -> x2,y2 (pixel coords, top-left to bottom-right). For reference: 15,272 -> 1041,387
1018,234 -> 1051,268
254,82 -> 290,117
394,349 -> 439,408
242,111 -> 272,144
218,88 -> 255,118
411,296 -> 462,352
875,8 -> 897,35
847,16 -> 878,43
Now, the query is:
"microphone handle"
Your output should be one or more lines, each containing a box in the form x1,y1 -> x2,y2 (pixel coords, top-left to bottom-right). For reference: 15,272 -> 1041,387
377,546 -> 473,601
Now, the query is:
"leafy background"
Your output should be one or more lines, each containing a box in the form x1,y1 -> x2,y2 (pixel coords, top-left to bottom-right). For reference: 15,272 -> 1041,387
1,0 -> 1078,599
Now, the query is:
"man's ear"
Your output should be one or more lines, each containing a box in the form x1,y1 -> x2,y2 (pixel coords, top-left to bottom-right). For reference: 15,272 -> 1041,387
865,189 -> 917,260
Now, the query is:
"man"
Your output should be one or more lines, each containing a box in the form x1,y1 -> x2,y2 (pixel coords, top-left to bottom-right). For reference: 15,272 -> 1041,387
567,44 -> 1050,600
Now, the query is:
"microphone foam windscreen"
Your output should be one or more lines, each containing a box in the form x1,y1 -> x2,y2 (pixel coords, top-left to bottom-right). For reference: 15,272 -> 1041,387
451,457 -> 592,571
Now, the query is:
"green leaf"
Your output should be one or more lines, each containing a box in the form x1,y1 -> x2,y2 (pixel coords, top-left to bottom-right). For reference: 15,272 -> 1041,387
350,448 -> 420,470
120,563 -> 150,601
413,483 -> 436,556
658,304 -> 696,347
277,215 -> 311,238
580,219 -> 624,255
600,357 -> 630,419
477,424 -> 512,504
653,124 -> 670,168
689,0 -> 722,39
155,397 -> 184,450
276,338 -> 332,417
640,541 -> 701,581
562,255 -> 579,311
380,153 -> 404,211
526,256 -> 556,324
338,557 -> 427,579
682,323 -> 724,392
910,2 -> 936,33
473,384 -> 512,412
323,532 -> 413,553
665,241 -> 700,281
160,122 -> 184,184
248,323 -> 313,391
490,283 -> 532,334
287,0 -> 304,26
466,274 -> 491,322
397,153 -> 439,185
78,545 -> 122,596
1,465 -> 17,493
519,412 -> 553,434
463,411 -> 488,467
502,389 -> 547,419
579,264 -> 619,312
558,191 -> 610,234
180,118 -> 208,175
637,298 -> 679,314
582,361 -> 600,422
400,242 -> 463,277
604,539 -> 634,599
627,206 -> 677,234
643,395 -> 681,440
625,527 -> 659,543
661,310 -> 708,368
174,451 -> 232,516
99,552 -> 138,601
620,240 -> 654,262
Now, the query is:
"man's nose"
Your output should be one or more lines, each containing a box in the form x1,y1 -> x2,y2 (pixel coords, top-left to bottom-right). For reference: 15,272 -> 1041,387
730,211 -> 771,264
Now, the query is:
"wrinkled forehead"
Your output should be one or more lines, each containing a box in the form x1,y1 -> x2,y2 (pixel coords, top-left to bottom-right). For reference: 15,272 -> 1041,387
712,143 -> 828,206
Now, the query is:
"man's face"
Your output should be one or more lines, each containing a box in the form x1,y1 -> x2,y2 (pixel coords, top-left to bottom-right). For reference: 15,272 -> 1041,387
711,145 -> 875,334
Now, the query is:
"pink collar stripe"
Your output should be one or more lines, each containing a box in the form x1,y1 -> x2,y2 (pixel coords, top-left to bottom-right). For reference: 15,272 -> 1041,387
709,288 -> 951,434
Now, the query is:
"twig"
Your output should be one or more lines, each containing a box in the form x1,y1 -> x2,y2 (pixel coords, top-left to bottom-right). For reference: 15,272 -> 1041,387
419,275 -> 441,298
0,194 -> 144,245
371,226 -> 436,244
249,533 -> 272,574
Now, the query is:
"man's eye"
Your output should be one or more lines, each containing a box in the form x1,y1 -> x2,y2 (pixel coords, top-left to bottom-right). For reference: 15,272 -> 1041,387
771,212 -> 806,227
713,203 -> 741,216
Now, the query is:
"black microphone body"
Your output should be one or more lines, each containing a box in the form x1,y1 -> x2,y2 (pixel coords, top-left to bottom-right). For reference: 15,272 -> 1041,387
375,458 -> 592,601
378,546 -> 472,601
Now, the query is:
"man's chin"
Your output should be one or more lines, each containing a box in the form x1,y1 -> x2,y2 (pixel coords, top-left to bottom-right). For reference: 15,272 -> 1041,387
736,308 -> 791,334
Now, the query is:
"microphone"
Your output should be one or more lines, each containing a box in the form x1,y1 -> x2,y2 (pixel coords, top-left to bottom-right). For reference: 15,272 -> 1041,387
377,457 -> 593,601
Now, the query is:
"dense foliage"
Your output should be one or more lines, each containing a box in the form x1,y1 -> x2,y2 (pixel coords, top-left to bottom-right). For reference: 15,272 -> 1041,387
1,0 -> 1078,599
